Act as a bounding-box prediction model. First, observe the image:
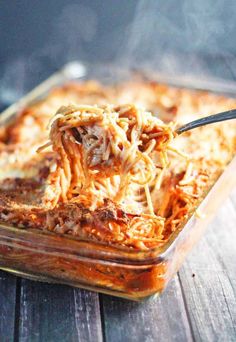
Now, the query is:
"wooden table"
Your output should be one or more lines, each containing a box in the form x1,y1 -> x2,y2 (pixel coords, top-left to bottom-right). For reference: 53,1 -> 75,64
0,191 -> 235,342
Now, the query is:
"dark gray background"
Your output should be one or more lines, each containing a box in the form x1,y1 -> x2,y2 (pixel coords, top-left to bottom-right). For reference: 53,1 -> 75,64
0,3 -> 236,341
1,0 -> 236,106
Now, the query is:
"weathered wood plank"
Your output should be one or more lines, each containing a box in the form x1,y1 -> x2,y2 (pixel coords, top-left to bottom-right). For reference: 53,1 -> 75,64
101,276 -> 193,342
73,288 -> 103,342
179,189 -> 236,342
0,272 -> 17,342
18,280 -> 103,342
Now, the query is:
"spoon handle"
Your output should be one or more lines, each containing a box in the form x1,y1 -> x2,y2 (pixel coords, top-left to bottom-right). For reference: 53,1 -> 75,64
176,109 -> 236,134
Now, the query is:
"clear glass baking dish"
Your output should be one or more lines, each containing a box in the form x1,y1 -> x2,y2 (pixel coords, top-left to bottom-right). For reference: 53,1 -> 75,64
0,61 -> 235,301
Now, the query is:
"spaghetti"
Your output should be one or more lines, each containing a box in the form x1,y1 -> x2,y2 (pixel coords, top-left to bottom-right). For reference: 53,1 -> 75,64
39,104 -> 178,215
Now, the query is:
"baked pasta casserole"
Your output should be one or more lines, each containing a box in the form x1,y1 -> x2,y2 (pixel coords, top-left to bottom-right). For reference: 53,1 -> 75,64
0,80 -> 235,254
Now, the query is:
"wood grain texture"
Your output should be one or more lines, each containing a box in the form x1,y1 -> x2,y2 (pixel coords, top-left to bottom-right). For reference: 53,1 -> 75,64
18,280 -> 103,342
101,277 -> 193,342
178,188 -> 236,342
0,272 -> 17,342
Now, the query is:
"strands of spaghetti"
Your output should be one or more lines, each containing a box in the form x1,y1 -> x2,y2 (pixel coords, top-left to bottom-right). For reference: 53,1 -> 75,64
38,104 -> 182,216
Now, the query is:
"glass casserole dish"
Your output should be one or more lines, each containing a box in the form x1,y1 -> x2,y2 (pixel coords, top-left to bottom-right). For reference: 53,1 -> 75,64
0,61 -> 235,300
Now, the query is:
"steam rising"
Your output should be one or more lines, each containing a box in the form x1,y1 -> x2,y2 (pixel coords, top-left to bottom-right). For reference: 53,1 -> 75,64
120,0 -> 236,79
1,0 -> 236,105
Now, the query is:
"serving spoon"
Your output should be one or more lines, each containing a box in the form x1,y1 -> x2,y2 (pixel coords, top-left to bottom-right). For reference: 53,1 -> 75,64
175,109 -> 236,134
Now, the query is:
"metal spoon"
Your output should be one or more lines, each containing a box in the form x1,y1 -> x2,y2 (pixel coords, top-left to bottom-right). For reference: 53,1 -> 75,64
175,109 -> 236,134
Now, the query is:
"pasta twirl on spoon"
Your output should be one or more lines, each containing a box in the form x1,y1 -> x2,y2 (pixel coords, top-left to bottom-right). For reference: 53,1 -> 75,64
38,104 -> 183,215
